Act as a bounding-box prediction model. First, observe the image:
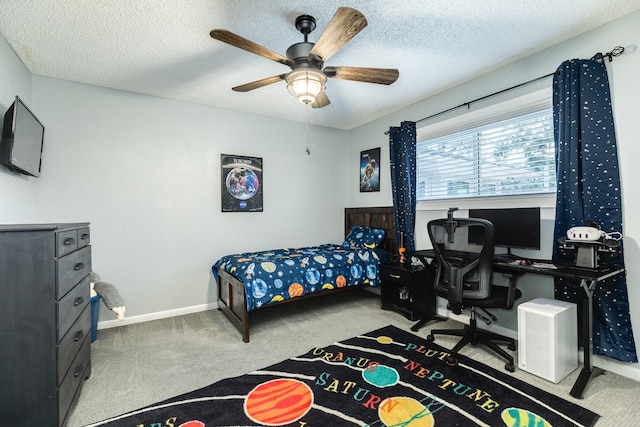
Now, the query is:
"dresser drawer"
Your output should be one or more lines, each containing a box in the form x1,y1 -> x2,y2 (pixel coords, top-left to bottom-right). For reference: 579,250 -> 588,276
56,229 -> 79,257
77,227 -> 90,249
57,305 -> 90,385
57,276 -> 90,340
58,336 -> 90,426
56,246 -> 91,298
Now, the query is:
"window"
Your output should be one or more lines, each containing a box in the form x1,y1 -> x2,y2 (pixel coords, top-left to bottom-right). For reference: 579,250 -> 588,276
417,107 -> 556,201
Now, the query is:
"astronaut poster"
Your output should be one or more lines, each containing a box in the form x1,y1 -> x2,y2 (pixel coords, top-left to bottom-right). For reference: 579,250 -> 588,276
360,147 -> 380,192
221,154 -> 263,212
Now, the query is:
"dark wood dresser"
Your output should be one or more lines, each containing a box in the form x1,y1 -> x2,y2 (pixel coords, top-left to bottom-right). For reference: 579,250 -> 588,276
0,223 -> 92,426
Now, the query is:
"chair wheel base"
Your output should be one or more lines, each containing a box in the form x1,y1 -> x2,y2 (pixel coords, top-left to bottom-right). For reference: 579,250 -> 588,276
427,320 -> 517,373
445,354 -> 458,366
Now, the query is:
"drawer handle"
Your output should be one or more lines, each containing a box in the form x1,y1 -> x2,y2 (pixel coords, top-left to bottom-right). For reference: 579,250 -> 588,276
389,274 -> 401,279
64,238 -> 75,246
81,233 -> 89,240
74,296 -> 84,306
74,263 -> 85,271
74,363 -> 84,378
74,330 -> 84,342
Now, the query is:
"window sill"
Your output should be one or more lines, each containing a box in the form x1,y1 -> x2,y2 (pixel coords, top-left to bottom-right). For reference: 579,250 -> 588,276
416,193 -> 556,212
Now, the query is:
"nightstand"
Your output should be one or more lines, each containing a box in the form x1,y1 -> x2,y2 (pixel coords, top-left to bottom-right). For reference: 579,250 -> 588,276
380,261 -> 438,322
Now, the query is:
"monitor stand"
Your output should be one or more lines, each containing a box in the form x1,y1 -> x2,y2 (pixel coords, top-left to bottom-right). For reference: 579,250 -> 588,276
505,248 -> 518,259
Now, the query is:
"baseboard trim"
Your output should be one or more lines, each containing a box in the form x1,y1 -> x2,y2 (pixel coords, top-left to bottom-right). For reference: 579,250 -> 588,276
588,352 -> 640,382
98,302 -> 639,382
97,302 -> 219,330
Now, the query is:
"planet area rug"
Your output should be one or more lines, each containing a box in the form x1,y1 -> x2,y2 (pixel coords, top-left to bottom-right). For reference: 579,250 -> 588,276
89,325 -> 599,427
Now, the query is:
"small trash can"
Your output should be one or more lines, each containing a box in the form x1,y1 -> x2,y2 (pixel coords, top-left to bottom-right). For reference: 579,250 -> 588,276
90,295 -> 101,342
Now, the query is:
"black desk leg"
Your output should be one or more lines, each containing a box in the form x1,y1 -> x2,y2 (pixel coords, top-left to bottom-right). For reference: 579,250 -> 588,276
570,279 -> 604,398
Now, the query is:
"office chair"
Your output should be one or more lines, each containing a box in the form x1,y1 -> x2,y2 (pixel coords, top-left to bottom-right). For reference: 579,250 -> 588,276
426,208 -> 521,372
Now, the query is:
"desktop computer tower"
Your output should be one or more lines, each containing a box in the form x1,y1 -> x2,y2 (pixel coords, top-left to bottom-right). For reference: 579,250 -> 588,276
517,298 -> 578,383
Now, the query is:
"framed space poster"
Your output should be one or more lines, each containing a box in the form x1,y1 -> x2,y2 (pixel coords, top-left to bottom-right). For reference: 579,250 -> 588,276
360,147 -> 380,192
221,154 -> 263,212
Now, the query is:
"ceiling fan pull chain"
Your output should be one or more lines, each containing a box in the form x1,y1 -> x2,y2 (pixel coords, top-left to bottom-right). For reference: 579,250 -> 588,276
306,104 -> 311,155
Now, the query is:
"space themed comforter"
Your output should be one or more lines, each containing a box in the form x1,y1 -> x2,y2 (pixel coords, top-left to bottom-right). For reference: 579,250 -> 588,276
213,244 -> 384,311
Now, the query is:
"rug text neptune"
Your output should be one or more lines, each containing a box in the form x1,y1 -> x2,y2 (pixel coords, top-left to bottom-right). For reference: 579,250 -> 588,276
312,341 -> 501,414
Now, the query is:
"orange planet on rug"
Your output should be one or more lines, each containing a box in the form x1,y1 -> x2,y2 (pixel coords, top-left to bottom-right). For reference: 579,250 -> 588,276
244,378 -> 313,425
178,421 -> 205,427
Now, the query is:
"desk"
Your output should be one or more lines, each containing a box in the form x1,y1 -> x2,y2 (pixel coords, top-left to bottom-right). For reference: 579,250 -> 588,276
412,249 -> 624,399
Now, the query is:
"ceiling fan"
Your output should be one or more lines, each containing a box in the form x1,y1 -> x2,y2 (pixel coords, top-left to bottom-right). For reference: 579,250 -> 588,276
210,7 -> 399,108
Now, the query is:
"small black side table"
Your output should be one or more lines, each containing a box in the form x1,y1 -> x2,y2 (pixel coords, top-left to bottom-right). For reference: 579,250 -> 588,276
380,261 -> 442,328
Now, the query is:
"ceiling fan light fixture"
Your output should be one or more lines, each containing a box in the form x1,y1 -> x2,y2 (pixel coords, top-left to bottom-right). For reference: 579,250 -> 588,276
286,69 -> 327,104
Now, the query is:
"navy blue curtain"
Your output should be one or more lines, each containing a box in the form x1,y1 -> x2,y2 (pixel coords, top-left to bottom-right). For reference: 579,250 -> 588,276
388,121 -> 417,253
552,57 -> 637,362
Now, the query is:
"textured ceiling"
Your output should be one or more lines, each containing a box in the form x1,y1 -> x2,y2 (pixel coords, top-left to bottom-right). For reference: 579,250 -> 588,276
1,1 -> 639,130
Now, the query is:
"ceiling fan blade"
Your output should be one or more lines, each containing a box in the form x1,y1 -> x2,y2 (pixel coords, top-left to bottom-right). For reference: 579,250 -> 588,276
309,7 -> 367,62
232,74 -> 287,92
324,66 -> 399,85
210,29 -> 294,67
311,92 -> 330,109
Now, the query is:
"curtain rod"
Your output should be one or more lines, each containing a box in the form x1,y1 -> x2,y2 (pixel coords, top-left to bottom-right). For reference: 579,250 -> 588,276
385,45 -> 625,134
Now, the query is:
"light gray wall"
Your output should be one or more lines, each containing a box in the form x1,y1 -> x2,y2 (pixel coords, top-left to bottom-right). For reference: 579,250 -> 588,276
349,10 -> 640,378
0,34 -> 350,321
0,36 -> 35,221
29,77 -> 349,321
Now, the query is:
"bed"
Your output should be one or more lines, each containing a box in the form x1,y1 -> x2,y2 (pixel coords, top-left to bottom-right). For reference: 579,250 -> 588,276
213,206 -> 396,342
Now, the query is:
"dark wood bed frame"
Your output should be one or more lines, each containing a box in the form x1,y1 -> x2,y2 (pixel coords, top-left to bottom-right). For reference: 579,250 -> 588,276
216,206 -> 396,342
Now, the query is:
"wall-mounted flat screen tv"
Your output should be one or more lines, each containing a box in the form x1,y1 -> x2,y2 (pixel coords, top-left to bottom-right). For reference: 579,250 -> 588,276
1,96 -> 45,177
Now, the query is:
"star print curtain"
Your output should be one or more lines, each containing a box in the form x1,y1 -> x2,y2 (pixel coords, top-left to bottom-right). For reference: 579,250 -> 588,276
551,56 -> 637,362
388,121 -> 417,253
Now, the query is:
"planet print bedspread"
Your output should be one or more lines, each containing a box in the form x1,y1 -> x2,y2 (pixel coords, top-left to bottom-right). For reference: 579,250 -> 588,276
213,244 -> 383,311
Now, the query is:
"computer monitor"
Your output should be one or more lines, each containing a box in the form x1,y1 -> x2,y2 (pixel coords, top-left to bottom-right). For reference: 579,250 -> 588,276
468,207 -> 541,254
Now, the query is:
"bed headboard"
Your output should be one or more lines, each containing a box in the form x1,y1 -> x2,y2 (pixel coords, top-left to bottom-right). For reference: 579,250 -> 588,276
344,206 -> 396,255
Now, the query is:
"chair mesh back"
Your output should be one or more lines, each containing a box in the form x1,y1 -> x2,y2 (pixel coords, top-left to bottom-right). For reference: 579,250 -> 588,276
427,217 -> 495,307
